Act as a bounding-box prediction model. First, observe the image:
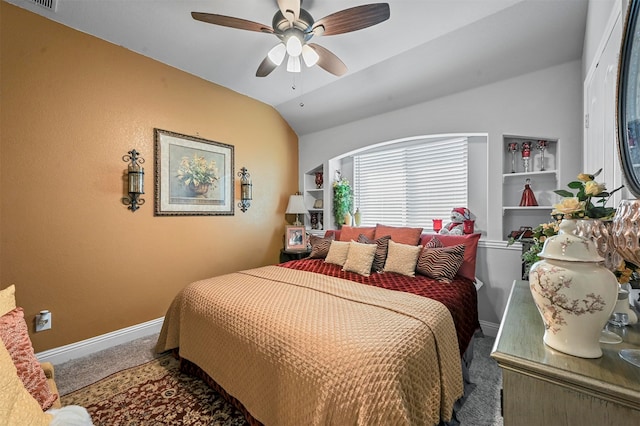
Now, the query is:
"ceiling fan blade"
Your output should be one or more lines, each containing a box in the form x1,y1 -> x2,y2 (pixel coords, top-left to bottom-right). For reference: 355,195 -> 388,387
277,0 -> 300,23
308,43 -> 347,76
256,55 -> 279,77
191,12 -> 274,34
311,3 -> 390,37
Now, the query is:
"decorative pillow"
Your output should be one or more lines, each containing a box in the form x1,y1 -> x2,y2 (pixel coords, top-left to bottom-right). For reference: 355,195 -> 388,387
338,226 -> 376,242
357,234 -> 391,272
416,244 -> 466,283
383,240 -> 422,277
0,338 -> 52,426
342,241 -> 377,276
0,308 -> 58,410
424,236 -> 444,248
324,241 -> 351,266
309,234 -> 335,259
0,284 -> 16,316
374,224 -> 423,245
420,233 -> 480,281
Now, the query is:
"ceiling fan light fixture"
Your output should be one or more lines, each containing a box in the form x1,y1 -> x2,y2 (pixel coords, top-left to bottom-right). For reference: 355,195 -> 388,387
287,55 -> 301,73
267,43 -> 286,65
301,44 -> 319,67
286,35 -> 303,57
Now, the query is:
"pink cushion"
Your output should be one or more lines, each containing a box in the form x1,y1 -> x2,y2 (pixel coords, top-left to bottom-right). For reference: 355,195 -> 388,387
420,233 -> 480,281
338,226 -> 376,242
0,308 -> 58,410
374,224 -> 423,245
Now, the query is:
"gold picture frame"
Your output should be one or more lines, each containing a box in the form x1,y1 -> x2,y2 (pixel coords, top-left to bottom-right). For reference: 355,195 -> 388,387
154,128 -> 234,216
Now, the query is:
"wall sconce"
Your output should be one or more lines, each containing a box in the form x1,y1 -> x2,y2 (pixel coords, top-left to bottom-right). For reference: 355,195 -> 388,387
238,167 -> 252,212
121,149 -> 145,212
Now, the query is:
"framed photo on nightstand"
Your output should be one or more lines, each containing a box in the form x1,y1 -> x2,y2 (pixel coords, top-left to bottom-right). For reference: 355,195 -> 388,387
284,226 -> 307,251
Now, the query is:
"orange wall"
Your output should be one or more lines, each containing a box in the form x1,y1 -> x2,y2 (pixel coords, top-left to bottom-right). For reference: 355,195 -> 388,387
0,2 -> 299,352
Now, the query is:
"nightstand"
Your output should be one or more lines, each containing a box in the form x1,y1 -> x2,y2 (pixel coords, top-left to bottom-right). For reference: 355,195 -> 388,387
279,249 -> 311,263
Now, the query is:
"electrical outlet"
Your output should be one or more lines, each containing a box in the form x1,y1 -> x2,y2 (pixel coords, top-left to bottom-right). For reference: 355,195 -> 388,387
35,310 -> 51,332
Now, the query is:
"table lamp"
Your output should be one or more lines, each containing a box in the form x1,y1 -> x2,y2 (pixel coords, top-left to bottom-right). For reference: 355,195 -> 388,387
286,194 -> 308,226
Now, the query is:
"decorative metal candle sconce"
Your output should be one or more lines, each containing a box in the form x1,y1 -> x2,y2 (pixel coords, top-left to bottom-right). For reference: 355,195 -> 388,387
238,167 -> 252,212
122,149 -> 145,212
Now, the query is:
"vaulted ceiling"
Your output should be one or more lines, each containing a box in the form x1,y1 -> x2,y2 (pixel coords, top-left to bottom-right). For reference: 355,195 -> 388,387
6,0 -> 588,136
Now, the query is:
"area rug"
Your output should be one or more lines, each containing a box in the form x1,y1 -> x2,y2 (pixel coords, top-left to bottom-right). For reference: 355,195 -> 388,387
60,354 -> 248,426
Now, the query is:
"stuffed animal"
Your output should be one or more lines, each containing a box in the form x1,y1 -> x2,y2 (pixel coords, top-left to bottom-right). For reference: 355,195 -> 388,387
440,207 -> 473,235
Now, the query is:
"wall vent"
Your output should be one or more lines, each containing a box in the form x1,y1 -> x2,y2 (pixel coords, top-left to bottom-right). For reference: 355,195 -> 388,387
28,0 -> 57,12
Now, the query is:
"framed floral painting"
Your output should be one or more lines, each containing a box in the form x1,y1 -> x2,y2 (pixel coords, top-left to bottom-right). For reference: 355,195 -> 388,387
154,129 -> 234,216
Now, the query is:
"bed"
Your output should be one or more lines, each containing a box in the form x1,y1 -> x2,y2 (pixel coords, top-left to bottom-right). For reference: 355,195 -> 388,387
156,226 -> 481,426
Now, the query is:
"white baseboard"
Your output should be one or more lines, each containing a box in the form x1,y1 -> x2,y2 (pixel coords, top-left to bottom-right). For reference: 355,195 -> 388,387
479,320 -> 500,338
35,317 -> 164,365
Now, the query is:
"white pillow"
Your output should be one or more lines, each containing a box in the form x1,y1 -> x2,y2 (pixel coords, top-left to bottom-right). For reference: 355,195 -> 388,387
342,241 -> 377,276
383,240 -> 422,277
324,241 -> 351,266
47,406 -> 94,426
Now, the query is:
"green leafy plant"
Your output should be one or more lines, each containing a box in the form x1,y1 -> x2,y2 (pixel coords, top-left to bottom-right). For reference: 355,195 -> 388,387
333,175 -> 353,228
552,169 -> 623,220
515,220 -> 561,276
176,154 -> 219,188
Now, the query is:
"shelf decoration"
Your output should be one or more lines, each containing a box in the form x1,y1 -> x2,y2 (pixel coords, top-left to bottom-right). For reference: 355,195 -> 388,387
519,178 -> 538,206
536,140 -> 547,171
521,141 -> 531,173
507,142 -> 519,173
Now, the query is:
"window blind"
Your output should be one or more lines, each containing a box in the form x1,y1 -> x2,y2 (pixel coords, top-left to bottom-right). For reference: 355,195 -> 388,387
353,137 -> 468,230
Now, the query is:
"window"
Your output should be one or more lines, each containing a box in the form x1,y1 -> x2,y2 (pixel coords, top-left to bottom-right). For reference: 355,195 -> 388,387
353,137 -> 468,230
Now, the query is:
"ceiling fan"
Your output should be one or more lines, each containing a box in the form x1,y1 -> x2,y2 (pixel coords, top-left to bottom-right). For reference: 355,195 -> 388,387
191,0 -> 390,77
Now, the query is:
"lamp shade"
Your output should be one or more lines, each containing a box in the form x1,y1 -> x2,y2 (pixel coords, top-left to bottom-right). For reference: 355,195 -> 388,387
286,195 -> 308,215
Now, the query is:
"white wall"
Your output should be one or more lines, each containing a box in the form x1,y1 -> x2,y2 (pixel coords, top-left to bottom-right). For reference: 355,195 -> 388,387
299,60 -> 583,332
583,0 -> 620,77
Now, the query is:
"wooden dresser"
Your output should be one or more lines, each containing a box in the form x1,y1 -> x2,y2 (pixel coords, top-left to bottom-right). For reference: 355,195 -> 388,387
491,280 -> 640,425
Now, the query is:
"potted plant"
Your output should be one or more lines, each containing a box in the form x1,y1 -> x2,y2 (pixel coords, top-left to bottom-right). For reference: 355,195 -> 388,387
176,153 -> 219,197
333,174 -> 353,228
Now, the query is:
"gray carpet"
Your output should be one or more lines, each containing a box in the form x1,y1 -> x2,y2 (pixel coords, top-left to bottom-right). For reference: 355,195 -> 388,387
54,333 -> 503,425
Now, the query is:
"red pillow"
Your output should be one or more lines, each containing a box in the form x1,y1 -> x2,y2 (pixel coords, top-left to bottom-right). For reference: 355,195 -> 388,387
0,308 -> 58,410
374,224 -> 423,245
339,226 -> 375,242
420,233 -> 480,281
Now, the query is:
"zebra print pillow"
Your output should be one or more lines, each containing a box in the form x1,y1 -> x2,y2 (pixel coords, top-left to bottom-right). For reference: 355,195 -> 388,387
416,244 -> 466,283
308,234 -> 335,259
357,234 -> 392,272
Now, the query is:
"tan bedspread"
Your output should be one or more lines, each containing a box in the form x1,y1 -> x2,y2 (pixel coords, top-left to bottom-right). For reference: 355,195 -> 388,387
156,265 -> 463,426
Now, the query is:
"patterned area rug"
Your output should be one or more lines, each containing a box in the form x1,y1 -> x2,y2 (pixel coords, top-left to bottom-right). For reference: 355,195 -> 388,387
61,354 -> 248,426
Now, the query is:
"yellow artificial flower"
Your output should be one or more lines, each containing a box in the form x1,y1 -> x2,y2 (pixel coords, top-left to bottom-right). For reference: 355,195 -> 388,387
584,180 -> 606,197
552,197 -> 586,217
577,173 -> 593,182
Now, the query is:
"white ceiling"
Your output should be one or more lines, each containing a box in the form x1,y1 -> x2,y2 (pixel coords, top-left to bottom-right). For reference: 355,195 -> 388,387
6,0 -> 588,136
